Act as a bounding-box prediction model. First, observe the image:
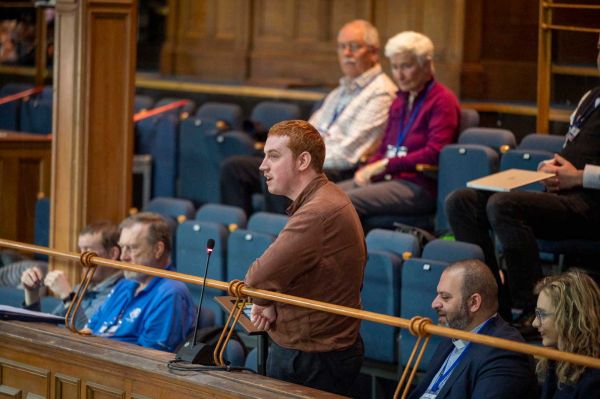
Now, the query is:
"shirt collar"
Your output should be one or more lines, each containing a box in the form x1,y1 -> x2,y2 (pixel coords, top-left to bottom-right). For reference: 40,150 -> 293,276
452,314 -> 497,350
286,174 -> 328,215
90,271 -> 123,292
339,64 -> 382,92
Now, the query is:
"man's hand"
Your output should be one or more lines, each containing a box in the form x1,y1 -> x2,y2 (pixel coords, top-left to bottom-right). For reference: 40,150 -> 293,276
21,266 -> 44,305
250,304 -> 277,331
353,159 -> 388,187
44,270 -> 73,300
540,154 -> 583,192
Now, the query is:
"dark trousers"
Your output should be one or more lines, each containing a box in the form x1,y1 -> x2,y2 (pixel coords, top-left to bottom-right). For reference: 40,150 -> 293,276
445,188 -> 600,310
267,338 -> 364,396
220,155 -> 355,216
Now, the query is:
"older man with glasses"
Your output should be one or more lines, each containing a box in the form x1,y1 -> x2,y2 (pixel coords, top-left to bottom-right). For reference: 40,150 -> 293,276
220,19 -> 397,215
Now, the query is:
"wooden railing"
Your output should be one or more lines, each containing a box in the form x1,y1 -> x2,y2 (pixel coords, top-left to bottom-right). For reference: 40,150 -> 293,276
1,238 -> 599,398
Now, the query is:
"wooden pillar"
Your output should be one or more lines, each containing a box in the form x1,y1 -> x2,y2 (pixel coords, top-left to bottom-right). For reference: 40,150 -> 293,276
51,0 -> 137,277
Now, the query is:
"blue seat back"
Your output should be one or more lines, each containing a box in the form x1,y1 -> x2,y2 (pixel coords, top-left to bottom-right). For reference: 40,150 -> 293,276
34,197 -> 50,261
459,127 -> 516,153
250,101 -> 301,131
177,220 -> 228,324
0,287 -> 25,307
155,97 -> 196,119
195,203 -> 247,230
400,258 -> 448,370
41,296 -> 62,313
20,97 -> 53,134
422,239 -> 484,262
244,347 -> 258,372
365,229 -> 421,259
226,229 -> 275,281
458,109 -> 480,133
436,144 -> 499,232
518,133 -> 565,153
134,95 -> 154,113
144,197 -> 195,222
178,118 -> 255,205
0,83 -> 34,130
196,102 -> 244,130
135,114 -> 179,197
247,212 -> 288,236
361,250 -> 403,363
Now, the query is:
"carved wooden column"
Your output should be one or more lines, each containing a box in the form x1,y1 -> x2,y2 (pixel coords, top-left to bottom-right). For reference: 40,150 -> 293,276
52,0 -> 137,277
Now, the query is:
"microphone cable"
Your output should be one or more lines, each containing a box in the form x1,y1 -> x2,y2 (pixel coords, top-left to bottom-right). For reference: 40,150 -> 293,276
167,358 -> 256,373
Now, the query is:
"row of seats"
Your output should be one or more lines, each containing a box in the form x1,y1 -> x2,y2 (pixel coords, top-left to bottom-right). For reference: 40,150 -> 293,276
365,128 -> 565,234
0,83 -> 53,134
150,201 -> 486,369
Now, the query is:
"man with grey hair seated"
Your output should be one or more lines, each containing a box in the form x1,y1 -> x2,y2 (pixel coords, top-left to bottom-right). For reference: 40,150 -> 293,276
83,213 -> 194,352
339,31 -> 460,221
408,260 -> 537,399
220,19 -> 397,215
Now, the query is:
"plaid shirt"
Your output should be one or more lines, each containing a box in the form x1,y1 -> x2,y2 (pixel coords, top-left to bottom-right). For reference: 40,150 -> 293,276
309,64 -> 397,170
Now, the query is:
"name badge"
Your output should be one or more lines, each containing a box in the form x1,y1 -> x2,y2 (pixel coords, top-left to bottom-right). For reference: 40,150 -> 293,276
386,145 -> 408,158
567,125 -> 580,142
421,392 -> 437,399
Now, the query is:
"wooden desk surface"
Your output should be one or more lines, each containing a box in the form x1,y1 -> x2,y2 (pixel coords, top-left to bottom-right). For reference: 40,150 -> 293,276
0,320 -> 343,399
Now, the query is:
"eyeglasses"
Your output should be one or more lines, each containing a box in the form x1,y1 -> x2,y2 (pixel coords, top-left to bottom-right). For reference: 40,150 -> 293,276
534,309 -> 555,322
337,42 -> 368,53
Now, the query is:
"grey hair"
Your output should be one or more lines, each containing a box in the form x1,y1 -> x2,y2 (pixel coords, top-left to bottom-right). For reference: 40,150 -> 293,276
119,212 -> 172,257
341,19 -> 380,48
384,31 -> 434,66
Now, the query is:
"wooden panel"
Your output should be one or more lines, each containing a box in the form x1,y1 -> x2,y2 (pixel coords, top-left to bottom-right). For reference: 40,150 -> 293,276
461,0 -> 538,101
0,321 -> 340,399
55,374 -> 80,399
52,0 -> 137,283
85,383 -> 124,399
0,358 -> 49,398
0,133 -> 51,243
86,9 -> 134,224
161,0 -> 250,81
0,385 -> 21,399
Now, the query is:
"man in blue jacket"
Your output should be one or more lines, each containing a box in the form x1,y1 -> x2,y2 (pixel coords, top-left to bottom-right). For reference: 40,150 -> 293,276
408,259 -> 537,399
84,213 -> 194,352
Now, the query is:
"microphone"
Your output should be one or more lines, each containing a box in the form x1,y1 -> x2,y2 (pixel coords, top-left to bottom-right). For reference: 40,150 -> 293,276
176,238 -> 215,364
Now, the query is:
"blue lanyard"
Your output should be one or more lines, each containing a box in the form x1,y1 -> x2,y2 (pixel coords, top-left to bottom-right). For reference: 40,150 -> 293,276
429,317 -> 494,393
395,80 -> 435,150
326,72 -> 383,129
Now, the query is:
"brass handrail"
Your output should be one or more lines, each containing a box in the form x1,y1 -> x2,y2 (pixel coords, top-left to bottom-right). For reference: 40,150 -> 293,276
1,238 -> 599,390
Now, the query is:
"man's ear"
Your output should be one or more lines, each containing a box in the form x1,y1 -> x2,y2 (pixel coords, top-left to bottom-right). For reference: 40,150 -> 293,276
153,241 -> 165,260
296,151 -> 312,172
110,246 -> 120,260
468,293 -> 483,314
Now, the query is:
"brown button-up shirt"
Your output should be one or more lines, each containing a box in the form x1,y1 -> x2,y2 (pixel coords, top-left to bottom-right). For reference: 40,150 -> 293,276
245,174 -> 366,352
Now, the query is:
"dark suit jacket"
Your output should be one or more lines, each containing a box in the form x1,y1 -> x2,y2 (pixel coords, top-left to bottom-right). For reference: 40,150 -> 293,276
541,361 -> 600,399
408,316 -> 538,399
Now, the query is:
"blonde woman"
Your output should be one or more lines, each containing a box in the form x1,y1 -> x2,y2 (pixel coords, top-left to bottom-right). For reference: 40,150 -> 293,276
533,270 -> 600,398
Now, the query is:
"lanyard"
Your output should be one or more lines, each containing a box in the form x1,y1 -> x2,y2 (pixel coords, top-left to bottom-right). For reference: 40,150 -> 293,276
326,72 -> 382,129
429,317 -> 494,394
395,80 -> 435,151
573,91 -> 600,129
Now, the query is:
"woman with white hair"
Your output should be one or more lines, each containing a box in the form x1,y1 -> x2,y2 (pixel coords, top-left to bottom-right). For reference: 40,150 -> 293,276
339,31 -> 460,221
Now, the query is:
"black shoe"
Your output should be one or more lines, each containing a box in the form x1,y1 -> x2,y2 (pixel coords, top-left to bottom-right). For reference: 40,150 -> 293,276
511,310 -> 541,341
